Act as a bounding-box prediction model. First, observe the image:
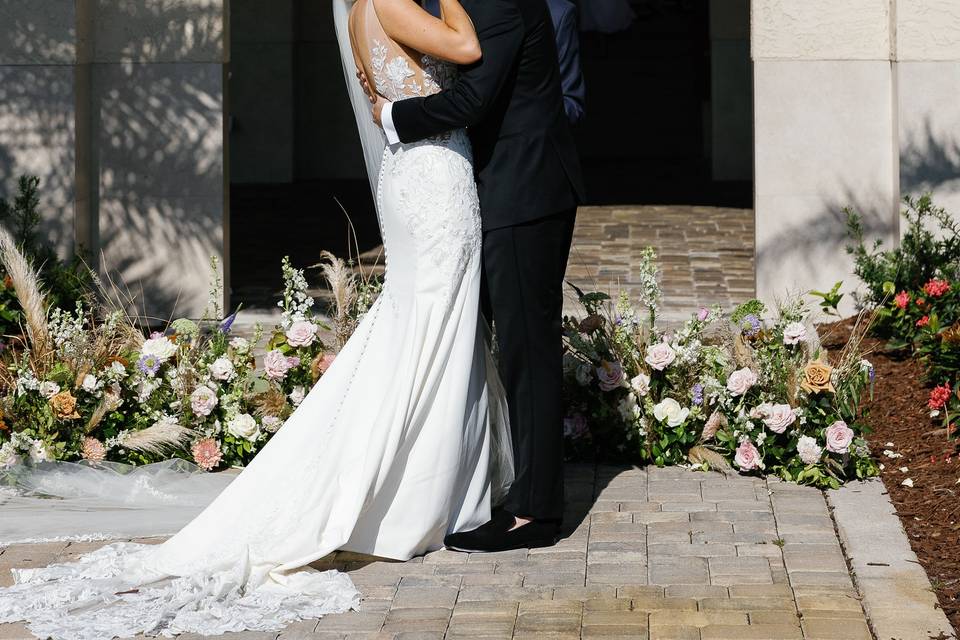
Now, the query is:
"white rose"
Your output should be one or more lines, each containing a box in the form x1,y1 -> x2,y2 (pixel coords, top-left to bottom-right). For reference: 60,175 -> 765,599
645,342 -> 676,371
227,413 -> 260,441
726,368 -> 758,396
285,320 -> 318,348
796,435 -> 823,465
575,363 -> 593,386
653,397 -> 690,427
81,374 -> 99,393
110,360 -> 127,378
761,403 -> 796,434
630,373 -> 651,397
140,336 -> 178,362
28,439 -> 52,463
39,381 -> 61,399
209,356 -> 235,381
782,322 -> 807,346
229,337 -> 250,353
190,385 -> 219,417
289,386 -> 306,407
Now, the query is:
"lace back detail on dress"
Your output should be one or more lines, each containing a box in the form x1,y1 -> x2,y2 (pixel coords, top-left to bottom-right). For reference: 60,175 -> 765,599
365,0 -> 455,101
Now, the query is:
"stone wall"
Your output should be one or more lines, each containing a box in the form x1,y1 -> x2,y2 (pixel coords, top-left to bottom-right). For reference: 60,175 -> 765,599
752,0 -> 960,309
0,0 -> 228,320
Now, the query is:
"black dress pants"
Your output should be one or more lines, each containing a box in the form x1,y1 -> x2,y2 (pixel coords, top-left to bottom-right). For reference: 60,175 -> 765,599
481,208 -> 576,522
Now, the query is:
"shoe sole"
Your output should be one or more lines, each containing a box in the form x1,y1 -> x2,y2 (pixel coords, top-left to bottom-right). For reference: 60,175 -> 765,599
445,536 -> 558,554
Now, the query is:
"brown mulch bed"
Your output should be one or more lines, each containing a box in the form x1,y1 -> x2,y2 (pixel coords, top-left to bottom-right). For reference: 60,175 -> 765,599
824,318 -> 960,630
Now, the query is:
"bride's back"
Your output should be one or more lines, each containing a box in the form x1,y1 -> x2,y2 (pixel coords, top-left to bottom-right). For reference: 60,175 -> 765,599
349,0 -> 452,102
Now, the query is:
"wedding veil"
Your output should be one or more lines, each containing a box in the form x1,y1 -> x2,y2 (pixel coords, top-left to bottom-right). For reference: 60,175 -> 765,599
332,0 -> 387,202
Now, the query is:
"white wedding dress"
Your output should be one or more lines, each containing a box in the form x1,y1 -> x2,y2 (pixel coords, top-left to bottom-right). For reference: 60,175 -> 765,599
0,3 -> 512,637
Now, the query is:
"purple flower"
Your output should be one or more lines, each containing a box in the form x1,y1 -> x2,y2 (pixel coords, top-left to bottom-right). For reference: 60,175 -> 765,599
137,353 -> 161,377
741,314 -> 761,337
697,307 -> 709,321
691,383 -> 704,406
219,310 -> 238,334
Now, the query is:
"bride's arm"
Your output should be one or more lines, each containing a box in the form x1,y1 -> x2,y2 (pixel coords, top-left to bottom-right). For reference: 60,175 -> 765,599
374,0 -> 481,65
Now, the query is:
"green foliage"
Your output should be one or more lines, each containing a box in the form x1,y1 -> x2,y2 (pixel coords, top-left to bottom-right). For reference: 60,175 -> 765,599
846,194 -> 960,311
809,281 -> 844,317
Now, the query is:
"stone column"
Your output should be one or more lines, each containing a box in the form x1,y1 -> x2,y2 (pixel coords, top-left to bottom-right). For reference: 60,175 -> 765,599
751,0 -> 899,311
89,0 -> 229,320
0,1 -> 81,257
895,0 -> 960,215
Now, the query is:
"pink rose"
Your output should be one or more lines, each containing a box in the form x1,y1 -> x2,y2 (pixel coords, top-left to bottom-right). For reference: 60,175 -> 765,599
190,385 -> 219,417
824,420 -> 854,454
645,342 -> 676,371
726,367 -> 758,396
263,349 -> 294,380
758,403 -> 796,434
734,440 -> 761,471
285,320 -> 318,348
596,361 -> 625,391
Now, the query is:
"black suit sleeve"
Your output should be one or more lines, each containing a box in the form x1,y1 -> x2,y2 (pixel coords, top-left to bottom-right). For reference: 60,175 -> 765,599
391,0 -> 524,143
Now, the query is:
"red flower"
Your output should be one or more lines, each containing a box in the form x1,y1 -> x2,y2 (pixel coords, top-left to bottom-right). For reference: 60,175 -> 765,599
916,297 -> 926,306
928,384 -> 952,410
923,278 -> 950,297
893,291 -> 910,309
916,315 -> 930,327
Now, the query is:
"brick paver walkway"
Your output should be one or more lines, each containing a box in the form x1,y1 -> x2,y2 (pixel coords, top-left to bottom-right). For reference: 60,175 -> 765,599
0,466 -> 871,640
563,206 -> 755,322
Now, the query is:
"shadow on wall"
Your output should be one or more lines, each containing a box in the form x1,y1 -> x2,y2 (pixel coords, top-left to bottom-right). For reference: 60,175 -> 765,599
0,2 -> 227,321
901,116 -> 960,197
757,127 -> 960,305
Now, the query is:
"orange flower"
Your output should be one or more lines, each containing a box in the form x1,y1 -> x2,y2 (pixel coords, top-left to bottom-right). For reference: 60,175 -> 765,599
49,390 -> 81,420
801,361 -> 835,395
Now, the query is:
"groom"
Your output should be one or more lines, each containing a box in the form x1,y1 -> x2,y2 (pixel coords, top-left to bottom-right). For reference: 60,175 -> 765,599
371,0 -> 585,551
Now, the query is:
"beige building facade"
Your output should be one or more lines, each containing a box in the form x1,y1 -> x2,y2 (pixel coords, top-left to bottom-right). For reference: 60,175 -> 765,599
0,0 -> 958,317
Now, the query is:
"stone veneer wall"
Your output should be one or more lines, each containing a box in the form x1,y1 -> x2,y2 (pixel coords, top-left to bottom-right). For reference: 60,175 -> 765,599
752,0 -> 960,310
0,0 -> 228,320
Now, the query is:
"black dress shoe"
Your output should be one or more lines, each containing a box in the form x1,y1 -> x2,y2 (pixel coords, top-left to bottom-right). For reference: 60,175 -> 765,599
444,510 -> 560,553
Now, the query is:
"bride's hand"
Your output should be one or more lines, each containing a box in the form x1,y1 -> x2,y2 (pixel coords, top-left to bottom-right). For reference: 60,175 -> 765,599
356,70 -> 376,104
372,95 -> 386,127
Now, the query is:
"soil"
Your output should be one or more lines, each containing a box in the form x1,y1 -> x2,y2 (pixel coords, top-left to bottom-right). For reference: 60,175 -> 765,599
823,318 -> 960,630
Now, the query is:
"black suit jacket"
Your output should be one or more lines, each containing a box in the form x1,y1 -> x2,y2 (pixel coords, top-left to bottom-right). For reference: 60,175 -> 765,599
391,0 -> 586,230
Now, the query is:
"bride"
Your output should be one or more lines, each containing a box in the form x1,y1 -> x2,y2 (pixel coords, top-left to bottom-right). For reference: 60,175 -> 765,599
0,0 -> 513,637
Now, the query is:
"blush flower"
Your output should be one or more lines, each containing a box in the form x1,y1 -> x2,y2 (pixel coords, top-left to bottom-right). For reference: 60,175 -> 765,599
563,414 -> 589,439
81,437 -> 107,463
191,438 -> 222,471
285,320 -> 319,347
645,342 -> 676,371
734,440 -> 761,471
263,349 -> 295,380
596,361 -> 625,391
824,420 -> 854,454
755,403 -> 796,434
630,373 -> 651,397
209,356 -> 235,381
190,385 -> 219,417
726,367 -> 758,396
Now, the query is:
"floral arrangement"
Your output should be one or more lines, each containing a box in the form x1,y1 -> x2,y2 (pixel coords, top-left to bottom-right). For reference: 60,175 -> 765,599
562,248 -> 879,488
847,194 -> 960,439
0,226 -> 377,472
